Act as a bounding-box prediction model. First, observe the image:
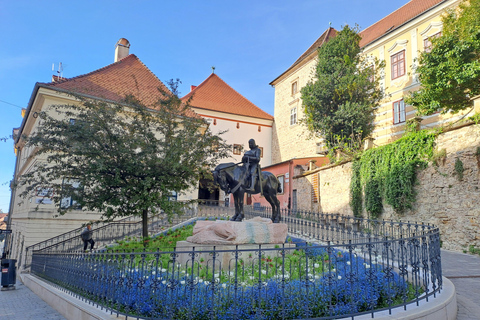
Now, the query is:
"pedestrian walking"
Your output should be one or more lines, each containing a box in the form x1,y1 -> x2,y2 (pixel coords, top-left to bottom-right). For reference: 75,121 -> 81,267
81,223 -> 95,252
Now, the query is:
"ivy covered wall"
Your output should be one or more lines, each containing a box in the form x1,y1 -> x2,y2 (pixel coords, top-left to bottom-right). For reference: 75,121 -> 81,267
298,123 -> 480,252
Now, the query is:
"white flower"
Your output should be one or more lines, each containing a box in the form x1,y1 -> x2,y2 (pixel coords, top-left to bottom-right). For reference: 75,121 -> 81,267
314,263 -> 320,268
161,268 -> 167,272
338,276 -> 342,280
198,279 -> 204,283
249,276 -> 255,280
204,281 -> 210,285
315,275 -> 320,279
181,270 -> 186,273
365,264 -> 371,269
180,280 -> 185,285
229,271 -> 235,276
162,280 -> 166,284
346,261 -> 351,266
261,270 -> 267,275
222,283 -> 227,288
284,274 -> 290,279
214,273 -> 220,278
332,268 -> 336,272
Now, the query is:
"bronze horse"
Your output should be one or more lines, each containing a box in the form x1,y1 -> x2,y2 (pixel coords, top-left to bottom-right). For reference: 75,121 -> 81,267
213,163 -> 282,223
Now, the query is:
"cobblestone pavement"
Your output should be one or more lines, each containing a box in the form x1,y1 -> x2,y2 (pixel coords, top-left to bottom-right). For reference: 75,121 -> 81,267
0,279 -> 66,320
442,249 -> 480,320
0,250 -> 478,319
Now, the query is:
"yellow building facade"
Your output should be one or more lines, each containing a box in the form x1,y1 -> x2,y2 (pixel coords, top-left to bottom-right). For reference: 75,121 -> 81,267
271,0 -> 479,162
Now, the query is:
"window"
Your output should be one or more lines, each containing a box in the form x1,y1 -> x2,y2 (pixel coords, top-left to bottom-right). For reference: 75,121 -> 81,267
60,178 -> 82,209
35,187 -> 53,204
233,144 -> 242,155
290,107 -> 297,125
168,191 -> 177,202
291,81 -> 298,95
424,32 -> 442,53
393,99 -> 406,124
311,174 -> 319,203
367,65 -> 375,83
391,50 -> 405,79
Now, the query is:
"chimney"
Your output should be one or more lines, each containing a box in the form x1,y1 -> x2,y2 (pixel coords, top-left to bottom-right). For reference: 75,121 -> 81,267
190,85 -> 197,92
114,38 -> 130,62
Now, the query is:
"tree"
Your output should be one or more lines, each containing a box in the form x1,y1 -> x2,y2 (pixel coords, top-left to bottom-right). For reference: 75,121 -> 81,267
406,0 -> 480,115
17,80 -> 230,238
301,25 -> 384,156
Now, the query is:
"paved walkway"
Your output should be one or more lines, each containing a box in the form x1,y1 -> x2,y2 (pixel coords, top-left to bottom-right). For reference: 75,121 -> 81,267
0,250 -> 479,319
441,249 -> 480,320
0,279 -> 66,320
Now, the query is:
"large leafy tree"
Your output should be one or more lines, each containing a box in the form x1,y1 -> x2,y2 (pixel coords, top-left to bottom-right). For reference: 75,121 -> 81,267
406,0 -> 480,115
17,80 -> 230,238
301,25 -> 384,155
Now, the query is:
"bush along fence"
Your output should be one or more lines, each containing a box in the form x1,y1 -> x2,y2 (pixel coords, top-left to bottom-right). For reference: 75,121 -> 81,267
29,205 -> 442,320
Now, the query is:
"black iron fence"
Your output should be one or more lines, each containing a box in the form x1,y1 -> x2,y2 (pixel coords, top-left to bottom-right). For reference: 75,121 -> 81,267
30,205 -> 442,320
23,206 -> 204,270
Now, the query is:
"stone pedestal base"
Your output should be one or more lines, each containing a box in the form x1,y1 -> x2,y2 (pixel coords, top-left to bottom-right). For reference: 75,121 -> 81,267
175,241 -> 296,271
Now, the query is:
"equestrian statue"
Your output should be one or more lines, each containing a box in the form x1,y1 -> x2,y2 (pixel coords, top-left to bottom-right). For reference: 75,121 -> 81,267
213,139 -> 282,223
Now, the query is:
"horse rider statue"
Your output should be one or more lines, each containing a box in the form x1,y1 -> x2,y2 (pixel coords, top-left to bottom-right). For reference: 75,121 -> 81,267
242,139 -> 261,192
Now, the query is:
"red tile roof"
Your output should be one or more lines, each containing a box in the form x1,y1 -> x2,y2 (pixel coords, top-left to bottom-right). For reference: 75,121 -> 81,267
272,0 -> 449,84
45,55 -> 170,107
360,0 -> 448,47
182,73 -> 273,120
270,27 -> 337,85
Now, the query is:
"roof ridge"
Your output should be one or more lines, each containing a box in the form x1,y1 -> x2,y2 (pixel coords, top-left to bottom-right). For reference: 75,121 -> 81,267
182,73 -> 273,120
46,54 -> 137,86
359,1 -> 413,35
182,72 -> 216,100
210,74 -> 271,117
45,54 -> 168,92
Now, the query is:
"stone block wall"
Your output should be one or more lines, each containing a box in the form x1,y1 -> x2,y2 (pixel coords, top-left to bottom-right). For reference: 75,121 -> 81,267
294,123 -> 480,252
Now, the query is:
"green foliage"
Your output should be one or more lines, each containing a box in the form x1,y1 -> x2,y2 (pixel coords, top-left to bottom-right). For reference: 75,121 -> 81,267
432,148 -> 447,166
468,245 -> 480,255
349,161 -> 362,217
469,113 -> 480,124
350,130 -> 436,217
406,0 -> 480,115
301,25 -> 385,153
454,157 -> 465,180
17,80 -> 230,237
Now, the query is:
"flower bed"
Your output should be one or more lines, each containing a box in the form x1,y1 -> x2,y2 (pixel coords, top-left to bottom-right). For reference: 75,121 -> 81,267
79,234 -> 419,319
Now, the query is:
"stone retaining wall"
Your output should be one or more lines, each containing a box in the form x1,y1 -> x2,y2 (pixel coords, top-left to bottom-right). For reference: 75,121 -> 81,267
295,123 -> 480,252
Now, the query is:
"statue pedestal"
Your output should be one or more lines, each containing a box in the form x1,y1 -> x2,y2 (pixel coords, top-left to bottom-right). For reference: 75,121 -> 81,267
186,217 -> 288,245
175,241 -> 296,271
175,217 -> 292,271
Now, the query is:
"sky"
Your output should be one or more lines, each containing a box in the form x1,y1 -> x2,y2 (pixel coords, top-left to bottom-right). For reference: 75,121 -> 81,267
0,0 -> 410,213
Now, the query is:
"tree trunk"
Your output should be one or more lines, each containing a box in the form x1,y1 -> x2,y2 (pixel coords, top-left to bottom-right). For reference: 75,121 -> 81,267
142,209 -> 149,239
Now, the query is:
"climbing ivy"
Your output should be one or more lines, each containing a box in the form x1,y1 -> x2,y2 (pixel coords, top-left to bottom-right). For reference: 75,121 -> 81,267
350,130 -> 437,218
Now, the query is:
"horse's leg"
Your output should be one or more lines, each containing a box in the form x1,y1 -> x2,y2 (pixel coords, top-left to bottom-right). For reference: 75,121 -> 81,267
231,194 -> 239,221
265,192 -> 280,223
236,191 -> 245,221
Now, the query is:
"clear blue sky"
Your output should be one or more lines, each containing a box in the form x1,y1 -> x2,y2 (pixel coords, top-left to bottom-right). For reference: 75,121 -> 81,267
0,0 -> 408,213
